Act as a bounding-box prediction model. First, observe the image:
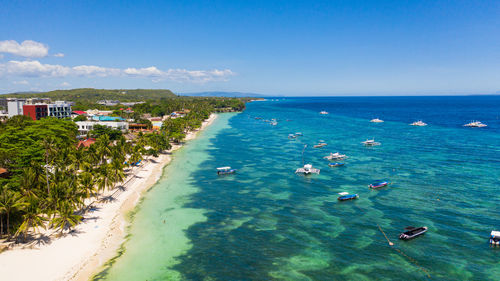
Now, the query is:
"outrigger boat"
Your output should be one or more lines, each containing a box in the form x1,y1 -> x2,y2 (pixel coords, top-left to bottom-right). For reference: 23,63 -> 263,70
295,164 -> 320,175
490,231 -> 500,245
337,192 -> 358,201
314,141 -> 328,148
464,121 -> 487,128
328,162 -> 345,167
370,118 -> 384,123
324,152 -> 347,160
288,134 -> 297,139
362,139 -> 381,146
399,226 -> 428,240
369,181 -> 389,189
217,166 -> 236,175
320,111 -> 329,115
410,120 -> 427,126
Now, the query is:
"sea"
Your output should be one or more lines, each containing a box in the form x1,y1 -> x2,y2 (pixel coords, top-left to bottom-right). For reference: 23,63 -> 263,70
95,96 -> 500,280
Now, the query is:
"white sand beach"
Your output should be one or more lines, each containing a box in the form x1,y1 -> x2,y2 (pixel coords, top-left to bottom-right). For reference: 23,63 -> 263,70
0,114 -> 217,281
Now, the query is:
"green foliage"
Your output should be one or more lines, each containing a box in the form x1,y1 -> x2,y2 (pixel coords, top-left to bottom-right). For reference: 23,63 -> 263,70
90,124 -> 122,140
73,115 -> 87,122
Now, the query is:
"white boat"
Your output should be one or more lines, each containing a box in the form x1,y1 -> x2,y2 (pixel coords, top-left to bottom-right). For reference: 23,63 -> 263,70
271,121 -> 278,126
288,134 -> 297,139
324,152 -> 347,160
370,118 -> 384,123
464,121 -> 487,128
217,166 -> 236,175
362,139 -> 381,146
295,164 -> 320,175
320,111 -> 329,115
410,120 -> 427,126
295,132 -> 303,136
490,230 -> 500,245
314,142 -> 327,148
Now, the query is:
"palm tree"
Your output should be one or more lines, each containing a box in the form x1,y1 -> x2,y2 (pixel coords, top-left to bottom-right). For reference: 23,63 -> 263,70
0,186 -> 26,237
51,202 -> 81,236
16,199 -> 46,241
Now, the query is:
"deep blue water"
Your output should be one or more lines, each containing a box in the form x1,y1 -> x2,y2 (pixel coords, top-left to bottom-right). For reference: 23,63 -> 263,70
100,96 -> 500,280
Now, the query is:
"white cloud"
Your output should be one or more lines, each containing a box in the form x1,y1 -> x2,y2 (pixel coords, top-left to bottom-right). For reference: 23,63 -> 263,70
54,53 -> 65,58
0,60 -> 235,83
0,40 -> 49,58
12,80 -> 29,85
60,81 -> 71,87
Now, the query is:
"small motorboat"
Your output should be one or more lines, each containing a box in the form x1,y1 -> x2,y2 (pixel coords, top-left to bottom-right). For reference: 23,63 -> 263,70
337,192 -> 358,201
362,139 -> 381,146
369,181 -> 389,189
490,231 -> 500,245
370,118 -> 384,123
399,226 -> 428,240
314,141 -> 327,148
320,111 -> 329,115
217,166 -> 237,175
295,164 -> 320,175
329,162 -> 345,167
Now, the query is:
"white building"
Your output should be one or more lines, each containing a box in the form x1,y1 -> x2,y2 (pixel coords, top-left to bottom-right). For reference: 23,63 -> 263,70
75,121 -> 129,137
47,101 -> 72,119
7,100 -> 25,117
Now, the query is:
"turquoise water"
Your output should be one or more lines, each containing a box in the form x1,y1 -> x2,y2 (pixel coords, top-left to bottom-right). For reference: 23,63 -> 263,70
97,97 -> 500,280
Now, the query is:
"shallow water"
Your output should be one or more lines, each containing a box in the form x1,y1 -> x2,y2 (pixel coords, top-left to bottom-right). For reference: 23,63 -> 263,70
97,96 -> 500,280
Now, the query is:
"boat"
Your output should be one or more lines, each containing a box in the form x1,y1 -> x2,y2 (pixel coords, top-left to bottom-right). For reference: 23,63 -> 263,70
369,181 -> 389,189
337,192 -> 358,201
328,162 -> 345,167
370,118 -> 384,123
362,139 -> 381,146
295,164 -> 320,175
320,111 -> 329,115
464,121 -> 487,128
288,134 -> 297,139
217,166 -> 236,175
294,132 -> 303,136
399,226 -> 428,240
490,231 -> 500,245
314,143 -> 327,148
410,120 -> 427,126
324,152 -> 347,160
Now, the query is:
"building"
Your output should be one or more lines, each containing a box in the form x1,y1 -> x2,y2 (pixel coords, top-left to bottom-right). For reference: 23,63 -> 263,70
47,101 -> 72,119
75,121 -> 129,137
23,104 -> 48,120
97,100 -> 120,106
7,100 -> 25,117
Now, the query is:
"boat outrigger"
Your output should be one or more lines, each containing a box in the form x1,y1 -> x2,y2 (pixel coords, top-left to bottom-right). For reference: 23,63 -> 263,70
399,226 -> 428,240
217,166 -> 236,175
328,162 -> 345,167
490,231 -> 500,245
337,192 -> 358,201
295,164 -> 320,175
362,139 -> 381,146
369,181 -> 389,189
324,152 -> 347,160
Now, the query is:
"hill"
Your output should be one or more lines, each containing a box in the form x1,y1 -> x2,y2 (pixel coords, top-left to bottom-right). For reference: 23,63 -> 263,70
179,91 -> 267,97
1,88 -> 176,102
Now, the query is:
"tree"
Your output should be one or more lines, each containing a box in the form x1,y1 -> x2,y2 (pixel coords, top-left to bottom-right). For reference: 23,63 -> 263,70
73,115 -> 87,122
0,186 -> 25,237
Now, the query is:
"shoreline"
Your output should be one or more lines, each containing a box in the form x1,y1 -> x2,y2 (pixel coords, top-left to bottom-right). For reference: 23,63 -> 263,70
0,113 -> 218,281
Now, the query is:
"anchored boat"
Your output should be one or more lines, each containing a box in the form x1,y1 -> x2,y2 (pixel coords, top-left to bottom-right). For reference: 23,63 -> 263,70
337,192 -> 358,201
490,231 -> 500,245
399,226 -> 428,240
217,166 -> 236,175
362,139 -> 381,146
464,121 -> 487,127
369,181 -> 389,189
324,152 -> 347,160
328,162 -> 345,167
370,118 -> 384,123
410,120 -> 427,126
295,164 -> 320,175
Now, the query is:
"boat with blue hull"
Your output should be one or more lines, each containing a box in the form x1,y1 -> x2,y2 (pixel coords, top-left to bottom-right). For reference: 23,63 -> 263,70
217,166 -> 236,175
328,162 -> 344,167
369,181 -> 389,189
337,192 -> 358,201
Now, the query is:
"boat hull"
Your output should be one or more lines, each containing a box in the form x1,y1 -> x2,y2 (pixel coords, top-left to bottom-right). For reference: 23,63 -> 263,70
369,182 -> 388,189
217,169 -> 236,175
399,227 -> 428,240
338,194 -> 358,201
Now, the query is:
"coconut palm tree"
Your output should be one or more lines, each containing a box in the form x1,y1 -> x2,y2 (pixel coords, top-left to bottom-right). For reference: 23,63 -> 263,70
0,186 -> 26,237
51,202 -> 81,236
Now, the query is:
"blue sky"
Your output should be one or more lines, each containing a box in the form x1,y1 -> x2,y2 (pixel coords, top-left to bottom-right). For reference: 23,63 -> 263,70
0,0 -> 499,95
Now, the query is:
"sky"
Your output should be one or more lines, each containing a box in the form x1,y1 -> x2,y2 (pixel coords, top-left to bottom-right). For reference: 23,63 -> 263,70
0,0 -> 499,96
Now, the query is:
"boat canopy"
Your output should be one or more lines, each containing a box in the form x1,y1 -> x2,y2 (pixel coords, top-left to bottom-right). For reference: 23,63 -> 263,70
217,166 -> 231,170
338,192 -> 349,196
304,164 -> 312,169
492,231 -> 500,237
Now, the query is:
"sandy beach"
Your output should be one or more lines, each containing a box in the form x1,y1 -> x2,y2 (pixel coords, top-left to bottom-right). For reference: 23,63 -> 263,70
0,113 -> 217,281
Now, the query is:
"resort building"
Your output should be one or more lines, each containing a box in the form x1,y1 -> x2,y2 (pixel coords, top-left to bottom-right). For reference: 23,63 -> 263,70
23,104 -> 49,120
75,121 -> 129,137
7,100 -> 25,117
47,101 -> 72,119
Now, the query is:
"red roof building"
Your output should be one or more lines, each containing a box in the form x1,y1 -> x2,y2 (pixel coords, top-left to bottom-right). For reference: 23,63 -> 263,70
77,138 -> 96,148
72,110 -> 87,115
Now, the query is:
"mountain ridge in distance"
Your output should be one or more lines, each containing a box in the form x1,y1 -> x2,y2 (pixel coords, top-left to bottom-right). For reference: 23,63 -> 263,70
178,91 -> 271,97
